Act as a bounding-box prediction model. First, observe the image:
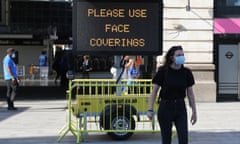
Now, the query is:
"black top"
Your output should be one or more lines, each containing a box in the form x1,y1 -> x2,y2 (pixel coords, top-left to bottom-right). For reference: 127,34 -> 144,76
152,66 -> 195,100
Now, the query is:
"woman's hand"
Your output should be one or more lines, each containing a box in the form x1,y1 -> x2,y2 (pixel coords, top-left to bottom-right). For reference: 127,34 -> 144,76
147,110 -> 154,120
187,87 -> 197,125
147,84 -> 160,120
190,111 -> 197,125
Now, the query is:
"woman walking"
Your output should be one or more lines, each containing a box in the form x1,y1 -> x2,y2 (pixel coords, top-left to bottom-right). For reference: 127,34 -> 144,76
147,45 -> 197,144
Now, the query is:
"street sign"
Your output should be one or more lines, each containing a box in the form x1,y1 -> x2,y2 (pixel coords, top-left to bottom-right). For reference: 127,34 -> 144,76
73,0 -> 163,55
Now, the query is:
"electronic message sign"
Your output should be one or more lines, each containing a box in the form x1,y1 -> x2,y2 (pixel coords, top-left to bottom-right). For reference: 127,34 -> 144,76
73,0 -> 163,55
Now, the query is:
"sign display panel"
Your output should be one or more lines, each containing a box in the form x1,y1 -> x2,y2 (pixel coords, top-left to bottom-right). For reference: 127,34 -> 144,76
73,0 -> 163,55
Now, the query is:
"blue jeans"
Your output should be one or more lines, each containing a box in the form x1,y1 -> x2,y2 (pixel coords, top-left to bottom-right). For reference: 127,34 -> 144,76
158,99 -> 188,144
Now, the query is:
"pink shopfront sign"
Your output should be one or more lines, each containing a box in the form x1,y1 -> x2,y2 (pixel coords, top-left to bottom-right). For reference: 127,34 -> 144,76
214,18 -> 240,34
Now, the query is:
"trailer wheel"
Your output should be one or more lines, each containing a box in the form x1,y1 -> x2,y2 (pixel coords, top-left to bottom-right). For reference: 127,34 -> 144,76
107,113 -> 135,140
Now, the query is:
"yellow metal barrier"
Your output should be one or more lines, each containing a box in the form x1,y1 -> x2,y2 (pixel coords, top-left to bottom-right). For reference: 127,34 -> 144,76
58,79 -> 160,144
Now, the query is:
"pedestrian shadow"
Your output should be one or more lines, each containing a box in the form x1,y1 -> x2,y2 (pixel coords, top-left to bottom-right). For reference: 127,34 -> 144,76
62,131 -> 240,144
0,106 -> 29,122
73,132 -> 162,144
0,134 -> 161,144
0,131 -> 240,144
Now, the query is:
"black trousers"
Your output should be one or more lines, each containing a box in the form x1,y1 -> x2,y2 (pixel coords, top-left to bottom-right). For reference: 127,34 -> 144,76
6,80 -> 18,101
158,99 -> 188,144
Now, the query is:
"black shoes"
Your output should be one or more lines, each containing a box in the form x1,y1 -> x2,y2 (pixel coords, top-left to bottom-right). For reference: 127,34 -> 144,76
7,99 -> 18,110
8,107 -> 18,110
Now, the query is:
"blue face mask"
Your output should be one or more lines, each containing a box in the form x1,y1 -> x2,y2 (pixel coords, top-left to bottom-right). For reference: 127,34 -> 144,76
175,55 -> 185,65
11,53 -> 16,58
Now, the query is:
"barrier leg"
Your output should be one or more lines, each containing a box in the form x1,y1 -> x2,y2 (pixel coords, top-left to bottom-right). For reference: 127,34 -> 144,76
57,89 -> 78,143
57,124 -> 70,142
57,108 -> 71,143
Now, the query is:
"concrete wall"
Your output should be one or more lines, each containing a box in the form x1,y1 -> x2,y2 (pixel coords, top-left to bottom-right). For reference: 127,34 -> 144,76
157,0 -> 216,102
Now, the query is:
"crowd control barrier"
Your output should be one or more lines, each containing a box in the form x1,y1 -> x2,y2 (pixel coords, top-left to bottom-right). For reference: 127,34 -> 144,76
57,79 -> 160,144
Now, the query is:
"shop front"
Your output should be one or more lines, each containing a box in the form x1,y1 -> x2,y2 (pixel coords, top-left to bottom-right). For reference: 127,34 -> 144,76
214,18 -> 240,101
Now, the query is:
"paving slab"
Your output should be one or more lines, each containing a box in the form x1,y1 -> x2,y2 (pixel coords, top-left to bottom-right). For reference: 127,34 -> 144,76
0,100 -> 240,144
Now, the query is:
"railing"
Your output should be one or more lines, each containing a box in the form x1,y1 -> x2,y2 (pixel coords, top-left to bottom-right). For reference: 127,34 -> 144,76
58,79 -> 160,144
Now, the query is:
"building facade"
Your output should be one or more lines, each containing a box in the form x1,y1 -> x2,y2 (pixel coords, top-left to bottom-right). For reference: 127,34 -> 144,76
157,0 -> 216,102
2,0 -> 240,102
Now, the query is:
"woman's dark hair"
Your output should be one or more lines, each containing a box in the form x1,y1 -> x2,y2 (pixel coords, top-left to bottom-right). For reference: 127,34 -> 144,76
163,45 -> 183,68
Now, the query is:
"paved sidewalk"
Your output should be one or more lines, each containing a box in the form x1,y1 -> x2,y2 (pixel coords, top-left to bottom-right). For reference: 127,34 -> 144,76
0,100 -> 240,144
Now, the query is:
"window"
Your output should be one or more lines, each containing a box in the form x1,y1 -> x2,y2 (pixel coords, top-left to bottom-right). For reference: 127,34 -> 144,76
0,0 -> 2,23
226,0 -> 240,6
0,0 -> 6,25
10,1 -> 72,37
215,0 -> 240,17
0,0 -> 3,23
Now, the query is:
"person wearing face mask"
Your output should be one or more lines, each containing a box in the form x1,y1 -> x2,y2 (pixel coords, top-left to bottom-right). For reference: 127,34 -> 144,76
147,46 -> 197,144
3,48 -> 21,110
